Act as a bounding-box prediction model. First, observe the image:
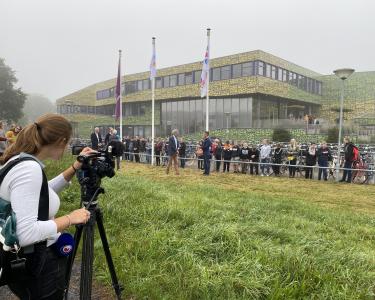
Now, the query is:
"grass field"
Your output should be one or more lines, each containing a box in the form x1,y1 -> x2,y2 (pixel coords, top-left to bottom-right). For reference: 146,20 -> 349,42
45,157 -> 375,299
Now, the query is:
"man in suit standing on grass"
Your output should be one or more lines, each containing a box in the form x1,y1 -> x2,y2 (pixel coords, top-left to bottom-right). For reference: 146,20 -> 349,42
202,131 -> 212,176
90,127 -> 102,150
166,129 -> 180,175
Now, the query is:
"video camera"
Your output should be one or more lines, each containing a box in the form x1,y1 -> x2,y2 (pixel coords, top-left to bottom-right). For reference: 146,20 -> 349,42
72,145 -> 115,205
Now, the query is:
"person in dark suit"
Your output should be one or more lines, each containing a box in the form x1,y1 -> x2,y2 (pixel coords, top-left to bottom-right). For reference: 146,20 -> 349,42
166,129 -> 180,175
179,138 -> 186,168
202,131 -> 212,175
90,127 -> 102,150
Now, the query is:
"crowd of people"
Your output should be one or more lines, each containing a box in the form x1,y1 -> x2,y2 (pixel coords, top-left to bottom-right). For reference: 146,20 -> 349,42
91,127 -> 361,183
0,122 -> 23,157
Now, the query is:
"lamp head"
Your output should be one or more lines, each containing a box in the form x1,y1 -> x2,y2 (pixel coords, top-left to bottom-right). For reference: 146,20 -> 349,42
333,68 -> 355,80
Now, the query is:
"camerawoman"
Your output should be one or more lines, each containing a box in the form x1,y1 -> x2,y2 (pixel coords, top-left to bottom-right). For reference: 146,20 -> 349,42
0,114 -> 92,299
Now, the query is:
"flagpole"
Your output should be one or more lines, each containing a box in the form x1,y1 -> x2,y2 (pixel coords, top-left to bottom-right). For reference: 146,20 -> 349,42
205,28 -> 211,131
151,37 -> 156,166
119,49 -> 123,141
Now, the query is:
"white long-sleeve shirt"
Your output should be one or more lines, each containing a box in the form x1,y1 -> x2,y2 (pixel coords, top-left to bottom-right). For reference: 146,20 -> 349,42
0,153 -> 70,247
260,144 -> 271,159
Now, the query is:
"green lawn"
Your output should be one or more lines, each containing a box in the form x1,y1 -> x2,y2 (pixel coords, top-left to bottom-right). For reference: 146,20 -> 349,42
46,157 -> 375,299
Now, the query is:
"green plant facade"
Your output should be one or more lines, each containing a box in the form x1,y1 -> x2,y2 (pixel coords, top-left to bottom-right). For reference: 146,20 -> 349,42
56,49 -> 375,137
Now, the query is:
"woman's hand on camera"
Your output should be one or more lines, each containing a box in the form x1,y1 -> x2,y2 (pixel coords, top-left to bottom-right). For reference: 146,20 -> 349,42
74,147 -> 95,170
68,208 -> 91,225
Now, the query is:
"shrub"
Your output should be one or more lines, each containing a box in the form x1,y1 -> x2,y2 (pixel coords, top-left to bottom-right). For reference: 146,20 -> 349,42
272,129 -> 292,142
327,127 -> 339,143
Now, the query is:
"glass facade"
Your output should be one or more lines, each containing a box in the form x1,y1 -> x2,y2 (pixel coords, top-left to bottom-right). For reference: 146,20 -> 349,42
158,96 -> 317,135
96,59 -> 323,100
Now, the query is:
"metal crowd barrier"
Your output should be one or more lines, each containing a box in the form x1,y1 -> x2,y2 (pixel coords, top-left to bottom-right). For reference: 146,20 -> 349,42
119,151 -> 375,183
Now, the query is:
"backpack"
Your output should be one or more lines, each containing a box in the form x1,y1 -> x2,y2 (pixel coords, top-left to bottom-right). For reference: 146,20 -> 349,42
352,145 -> 359,162
0,156 -> 49,286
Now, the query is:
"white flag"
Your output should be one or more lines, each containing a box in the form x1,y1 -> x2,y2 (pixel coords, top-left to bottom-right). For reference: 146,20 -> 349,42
150,45 -> 156,80
200,45 -> 210,98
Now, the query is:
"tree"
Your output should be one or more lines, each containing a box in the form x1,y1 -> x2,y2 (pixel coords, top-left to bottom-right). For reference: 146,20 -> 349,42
272,128 -> 291,142
22,93 -> 55,123
327,127 -> 339,143
0,58 -> 26,122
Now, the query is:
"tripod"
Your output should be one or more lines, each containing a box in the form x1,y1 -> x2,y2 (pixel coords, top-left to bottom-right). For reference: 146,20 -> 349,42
64,187 -> 123,300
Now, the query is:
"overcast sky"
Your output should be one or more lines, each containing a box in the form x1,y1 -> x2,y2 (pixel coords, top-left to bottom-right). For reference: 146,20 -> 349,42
1,0 -> 374,101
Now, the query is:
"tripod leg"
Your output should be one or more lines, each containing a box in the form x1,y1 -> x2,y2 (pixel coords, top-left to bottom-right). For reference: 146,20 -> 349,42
96,208 -> 123,300
64,224 -> 83,300
80,218 -> 95,300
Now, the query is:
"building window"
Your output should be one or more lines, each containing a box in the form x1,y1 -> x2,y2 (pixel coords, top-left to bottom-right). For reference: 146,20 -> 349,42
266,64 -> 271,78
164,75 -> 170,88
170,74 -> 177,87
194,70 -> 201,83
124,81 -> 136,94
221,65 -> 231,80
143,79 -> 150,90
156,77 -> 163,88
185,72 -> 193,84
232,64 -> 242,78
282,69 -> 288,82
271,65 -> 277,80
277,68 -> 283,81
139,104 -> 146,115
178,73 -> 185,86
258,61 -> 264,76
212,67 -> 220,81
137,80 -> 143,92
109,87 -> 115,97
242,62 -> 253,76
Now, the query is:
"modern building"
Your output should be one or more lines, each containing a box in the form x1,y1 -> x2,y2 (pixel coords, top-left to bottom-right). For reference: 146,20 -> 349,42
56,50 -> 375,137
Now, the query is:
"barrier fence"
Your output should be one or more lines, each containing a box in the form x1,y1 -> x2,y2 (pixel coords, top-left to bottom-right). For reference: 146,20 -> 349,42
119,151 -> 375,184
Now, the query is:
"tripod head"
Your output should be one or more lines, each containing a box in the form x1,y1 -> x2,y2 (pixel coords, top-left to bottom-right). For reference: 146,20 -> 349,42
72,145 -> 116,207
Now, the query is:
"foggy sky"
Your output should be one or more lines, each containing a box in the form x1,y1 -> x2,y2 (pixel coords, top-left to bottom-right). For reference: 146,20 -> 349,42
1,0 -> 374,102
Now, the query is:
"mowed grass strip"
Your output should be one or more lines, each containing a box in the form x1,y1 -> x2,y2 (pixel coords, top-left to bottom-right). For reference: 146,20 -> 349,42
48,158 -> 375,299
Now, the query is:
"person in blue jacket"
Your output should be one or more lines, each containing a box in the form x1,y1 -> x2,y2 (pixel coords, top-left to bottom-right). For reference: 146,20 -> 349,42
202,131 -> 212,176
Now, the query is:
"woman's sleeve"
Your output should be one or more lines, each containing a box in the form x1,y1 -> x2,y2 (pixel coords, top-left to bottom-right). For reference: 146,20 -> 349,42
48,173 -> 70,194
8,161 -> 57,247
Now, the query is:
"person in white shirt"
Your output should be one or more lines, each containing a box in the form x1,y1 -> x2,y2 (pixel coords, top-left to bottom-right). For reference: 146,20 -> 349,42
260,139 -> 271,176
0,114 -> 91,300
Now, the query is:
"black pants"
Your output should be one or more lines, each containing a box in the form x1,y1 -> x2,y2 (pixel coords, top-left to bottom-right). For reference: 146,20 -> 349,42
180,155 -> 186,168
215,156 -> 221,171
134,152 -> 140,163
289,158 -> 297,177
203,155 -> 211,175
223,160 -> 230,172
341,160 -> 352,182
155,153 -> 161,166
250,162 -> 259,175
318,161 -> 328,180
8,247 -> 67,300
273,161 -> 281,175
305,164 -> 314,179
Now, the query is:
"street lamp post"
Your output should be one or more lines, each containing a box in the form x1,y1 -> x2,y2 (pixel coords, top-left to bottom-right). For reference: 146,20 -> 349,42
333,68 -> 355,181
224,112 -> 231,141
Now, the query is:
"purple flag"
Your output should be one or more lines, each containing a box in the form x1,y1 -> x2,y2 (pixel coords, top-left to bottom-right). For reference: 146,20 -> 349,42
114,56 -> 121,120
